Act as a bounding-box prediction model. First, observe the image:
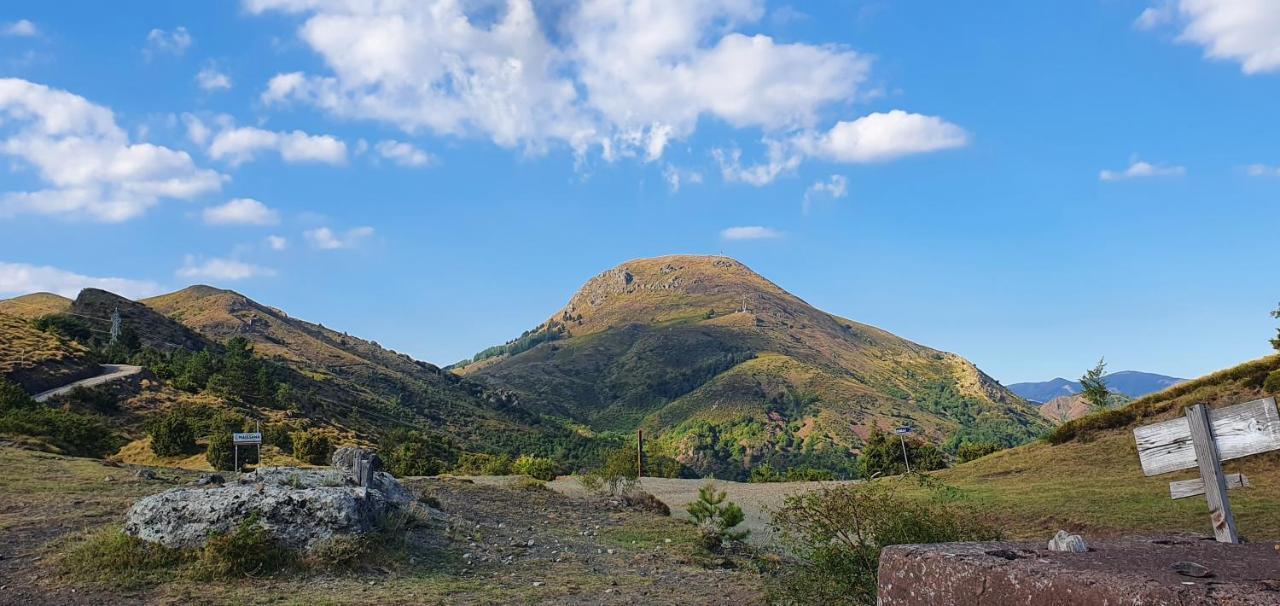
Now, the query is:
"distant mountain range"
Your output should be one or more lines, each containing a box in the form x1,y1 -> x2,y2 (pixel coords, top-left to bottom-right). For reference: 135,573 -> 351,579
1007,371 -> 1187,404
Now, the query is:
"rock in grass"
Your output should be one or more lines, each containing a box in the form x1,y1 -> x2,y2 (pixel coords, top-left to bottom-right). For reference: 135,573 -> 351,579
1047,530 -> 1088,553
124,467 -> 411,551
1172,561 -> 1213,578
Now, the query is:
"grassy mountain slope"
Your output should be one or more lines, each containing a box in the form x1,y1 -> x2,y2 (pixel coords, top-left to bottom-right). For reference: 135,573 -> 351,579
459,255 -> 1048,476
0,292 -> 72,319
139,285 -> 560,452
929,354 -> 1280,538
0,312 -> 98,392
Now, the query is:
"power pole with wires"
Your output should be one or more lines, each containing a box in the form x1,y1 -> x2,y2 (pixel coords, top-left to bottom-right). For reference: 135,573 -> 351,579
109,307 -> 122,345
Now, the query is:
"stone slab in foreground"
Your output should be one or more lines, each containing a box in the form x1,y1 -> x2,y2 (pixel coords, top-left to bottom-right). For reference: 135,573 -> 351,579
878,536 -> 1280,605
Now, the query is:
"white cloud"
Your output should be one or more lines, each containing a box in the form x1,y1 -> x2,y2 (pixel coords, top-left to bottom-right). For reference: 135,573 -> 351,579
1245,163 -> 1280,176
176,255 -> 275,281
2,19 -> 38,37
208,125 -> 347,166
144,26 -> 192,59
714,140 -> 804,186
804,175 -> 848,209
721,226 -> 782,241
202,198 -> 280,226
0,78 -> 224,222
662,164 -> 704,192
265,235 -> 288,250
181,113 -> 212,146
1139,0 -> 1280,74
796,111 -> 969,163
0,261 -> 164,299
196,66 -> 232,91
1099,158 -> 1187,181
304,225 -> 374,250
375,140 -> 433,167
245,0 -> 874,163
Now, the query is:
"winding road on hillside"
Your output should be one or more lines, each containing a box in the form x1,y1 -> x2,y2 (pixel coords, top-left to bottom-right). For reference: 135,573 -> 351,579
32,364 -> 141,402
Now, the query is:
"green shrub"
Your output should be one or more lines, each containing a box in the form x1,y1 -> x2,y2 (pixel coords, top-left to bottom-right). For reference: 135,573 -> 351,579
291,430 -> 333,466
194,515 -> 295,579
60,526 -> 184,589
686,482 -> 747,551
148,412 -> 198,457
858,429 -> 946,477
0,379 -> 122,457
956,441 -> 1002,463
1044,407 -> 1137,445
205,431 -> 236,471
768,478 -> 999,605
512,455 -> 559,481
453,452 -> 513,475
750,463 -> 783,483
380,429 -> 456,476
64,385 -> 119,414
263,422 -> 294,453
1264,370 -> 1280,394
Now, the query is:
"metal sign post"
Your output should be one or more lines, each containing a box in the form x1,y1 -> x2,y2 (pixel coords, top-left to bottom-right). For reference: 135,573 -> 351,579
1134,397 -> 1280,543
895,427 -> 913,474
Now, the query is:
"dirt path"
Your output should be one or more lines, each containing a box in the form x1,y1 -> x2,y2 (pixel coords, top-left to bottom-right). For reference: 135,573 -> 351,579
473,476 -> 859,545
32,364 -> 141,402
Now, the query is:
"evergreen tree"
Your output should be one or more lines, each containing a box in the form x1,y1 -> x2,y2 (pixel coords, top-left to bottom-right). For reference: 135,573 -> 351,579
1271,303 -> 1279,351
1080,358 -> 1111,412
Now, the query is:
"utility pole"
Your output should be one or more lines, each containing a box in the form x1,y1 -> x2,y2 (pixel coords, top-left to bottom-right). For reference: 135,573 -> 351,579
636,429 -> 645,478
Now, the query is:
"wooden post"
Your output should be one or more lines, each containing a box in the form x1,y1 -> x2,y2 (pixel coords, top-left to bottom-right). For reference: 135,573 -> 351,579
636,429 -> 644,478
1186,404 -> 1240,543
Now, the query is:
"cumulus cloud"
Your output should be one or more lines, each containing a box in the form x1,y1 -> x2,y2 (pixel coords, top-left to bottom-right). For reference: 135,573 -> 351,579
245,0 -> 876,164
1138,0 -> 1280,74
1245,163 -> 1280,176
2,19 -> 38,37
202,198 -> 280,226
176,255 -> 275,281
144,26 -> 192,59
304,226 -> 374,250
0,261 -> 164,299
265,235 -> 288,250
375,140 -> 434,167
721,226 -> 782,241
1099,158 -> 1186,181
0,78 -> 224,221
196,66 -> 232,91
207,124 -> 347,166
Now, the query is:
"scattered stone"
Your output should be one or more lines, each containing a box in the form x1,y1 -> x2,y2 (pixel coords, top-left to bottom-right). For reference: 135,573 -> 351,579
1172,561 -> 1213,578
133,468 -> 157,481
194,473 -> 224,486
1047,530 -> 1088,553
532,581 -> 544,587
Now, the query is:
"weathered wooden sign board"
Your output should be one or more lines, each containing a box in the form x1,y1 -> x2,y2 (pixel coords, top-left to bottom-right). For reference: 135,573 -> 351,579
1134,397 -> 1280,543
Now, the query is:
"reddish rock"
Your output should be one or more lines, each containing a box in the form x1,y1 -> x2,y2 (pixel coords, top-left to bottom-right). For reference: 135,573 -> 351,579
878,536 -> 1280,605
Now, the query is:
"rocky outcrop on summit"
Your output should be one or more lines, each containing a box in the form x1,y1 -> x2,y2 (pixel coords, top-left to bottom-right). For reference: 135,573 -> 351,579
124,466 -> 415,551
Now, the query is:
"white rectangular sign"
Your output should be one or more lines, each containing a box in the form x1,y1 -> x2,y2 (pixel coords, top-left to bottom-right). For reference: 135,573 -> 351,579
232,432 -> 262,445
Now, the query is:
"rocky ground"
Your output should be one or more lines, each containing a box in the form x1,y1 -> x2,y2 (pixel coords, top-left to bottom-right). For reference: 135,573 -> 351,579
0,447 -> 764,605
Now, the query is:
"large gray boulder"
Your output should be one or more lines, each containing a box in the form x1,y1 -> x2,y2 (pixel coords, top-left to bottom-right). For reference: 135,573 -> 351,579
123,467 -> 412,550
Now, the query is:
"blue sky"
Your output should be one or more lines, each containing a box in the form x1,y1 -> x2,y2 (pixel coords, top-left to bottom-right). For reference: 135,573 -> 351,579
0,1 -> 1277,384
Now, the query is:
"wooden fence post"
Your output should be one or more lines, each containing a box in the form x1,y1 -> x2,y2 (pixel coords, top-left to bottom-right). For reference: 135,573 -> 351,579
1186,404 -> 1240,543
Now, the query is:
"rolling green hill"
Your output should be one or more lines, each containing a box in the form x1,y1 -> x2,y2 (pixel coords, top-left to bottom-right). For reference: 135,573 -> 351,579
926,353 -> 1280,539
457,255 -> 1048,478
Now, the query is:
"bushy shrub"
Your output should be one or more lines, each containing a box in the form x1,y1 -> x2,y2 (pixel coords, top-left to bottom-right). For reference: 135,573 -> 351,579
956,441 -> 1002,463
686,482 -> 747,551
380,429 -> 456,476
767,477 -> 999,605
858,429 -> 946,477
148,412 -> 198,457
1264,369 -> 1280,394
205,431 -> 236,471
621,490 -> 670,516
290,430 -> 333,466
512,455 -> 559,481
0,379 -> 122,458
263,422 -> 294,453
578,442 -> 678,494
194,515 -> 295,579
453,452 -> 514,475
750,463 -> 835,482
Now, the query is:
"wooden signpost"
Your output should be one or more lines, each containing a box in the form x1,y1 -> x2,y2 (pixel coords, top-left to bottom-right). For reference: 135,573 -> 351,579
1134,397 -> 1280,543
